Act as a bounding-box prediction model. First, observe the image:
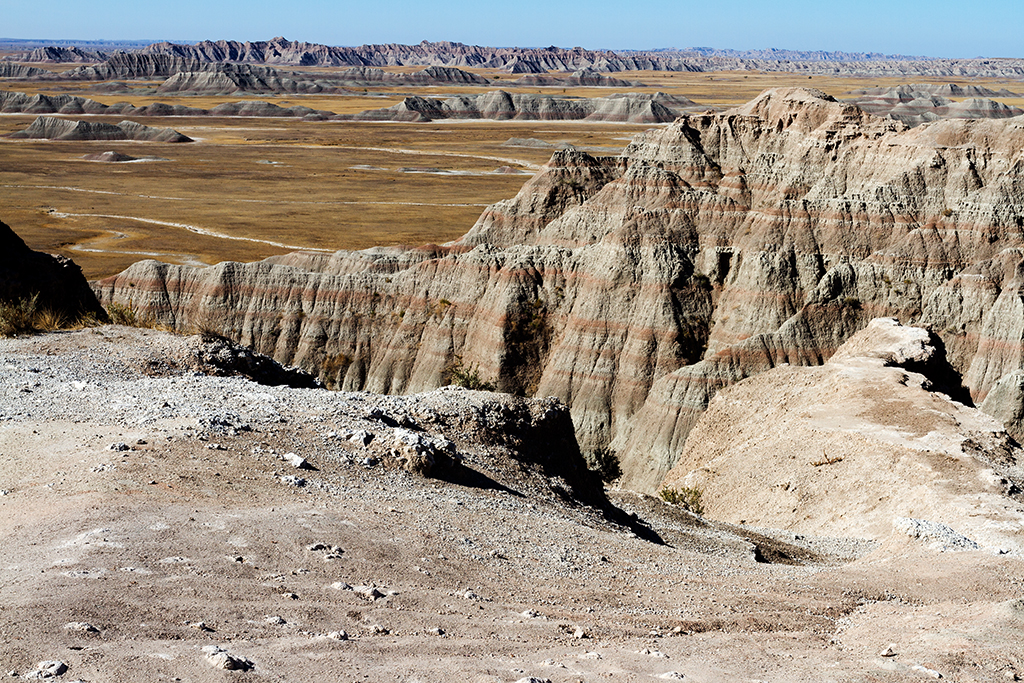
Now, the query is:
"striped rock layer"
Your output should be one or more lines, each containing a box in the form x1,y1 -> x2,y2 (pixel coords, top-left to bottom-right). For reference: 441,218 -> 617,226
95,88 -> 1024,492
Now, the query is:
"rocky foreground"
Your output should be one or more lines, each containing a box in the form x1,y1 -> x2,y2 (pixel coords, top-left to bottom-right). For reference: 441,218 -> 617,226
0,321 -> 1022,682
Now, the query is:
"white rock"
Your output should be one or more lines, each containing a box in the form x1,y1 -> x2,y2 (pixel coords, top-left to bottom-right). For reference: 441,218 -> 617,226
64,621 -> 99,633
24,661 -> 68,679
659,673 -> 687,680
283,452 -> 307,469
911,664 -> 943,679
202,645 -> 253,671
349,430 -> 373,447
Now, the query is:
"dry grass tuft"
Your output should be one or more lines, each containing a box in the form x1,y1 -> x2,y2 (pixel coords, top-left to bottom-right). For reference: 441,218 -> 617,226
0,294 -> 98,337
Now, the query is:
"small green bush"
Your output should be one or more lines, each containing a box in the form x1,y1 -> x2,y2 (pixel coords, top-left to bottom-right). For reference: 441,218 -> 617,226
106,301 -> 138,326
446,356 -> 496,392
659,486 -> 704,514
585,447 -> 622,483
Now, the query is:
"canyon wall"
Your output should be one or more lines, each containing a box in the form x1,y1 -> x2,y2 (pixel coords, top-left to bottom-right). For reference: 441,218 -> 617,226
96,88 -> 1024,492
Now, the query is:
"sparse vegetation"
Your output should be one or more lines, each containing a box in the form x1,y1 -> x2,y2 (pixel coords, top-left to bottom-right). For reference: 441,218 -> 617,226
659,485 -> 705,514
841,297 -> 862,309
811,451 -> 844,467
322,352 -> 353,389
445,355 -> 496,391
585,446 -> 622,483
106,301 -> 138,326
0,294 -> 45,337
0,294 -> 100,337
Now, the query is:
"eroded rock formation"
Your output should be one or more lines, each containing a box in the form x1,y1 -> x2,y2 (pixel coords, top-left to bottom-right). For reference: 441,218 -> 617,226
847,85 -> 1023,127
9,116 -> 192,142
95,88 -> 1024,493
345,90 -> 687,123
661,318 -> 1024,551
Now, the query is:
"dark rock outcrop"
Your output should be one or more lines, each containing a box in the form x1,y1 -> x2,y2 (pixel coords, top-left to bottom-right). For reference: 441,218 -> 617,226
0,220 -> 105,321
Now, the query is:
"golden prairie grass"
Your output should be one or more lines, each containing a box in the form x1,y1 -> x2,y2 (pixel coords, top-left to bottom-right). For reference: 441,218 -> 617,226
0,293 -> 104,337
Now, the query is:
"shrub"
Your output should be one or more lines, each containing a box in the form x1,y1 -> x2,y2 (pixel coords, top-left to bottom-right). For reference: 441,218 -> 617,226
106,301 -> 138,326
0,294 -> 86,337
446,356 -> 496,391
585,446 -> 622,483
659,486 -> 704,514
0,294 -> 41,337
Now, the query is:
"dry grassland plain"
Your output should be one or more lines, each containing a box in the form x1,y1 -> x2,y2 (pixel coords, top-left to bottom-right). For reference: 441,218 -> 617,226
3,66 -> 1024,279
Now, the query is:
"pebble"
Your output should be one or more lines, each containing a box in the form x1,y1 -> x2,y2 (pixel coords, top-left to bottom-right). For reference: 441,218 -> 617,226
327,630 -> 348,640
573,627 -> 587,639
879,645 -> 897,657
265,615 -> 286,625
911,664 -> 943,679
349,430 -> 374,446
24,661 -> 68,679
107,442 -> 130,451
659,673 -> 686,680
283,452 -> 308,469
202,645 -> 253,671
63,622 -> 99,633
280,475 -> 306,486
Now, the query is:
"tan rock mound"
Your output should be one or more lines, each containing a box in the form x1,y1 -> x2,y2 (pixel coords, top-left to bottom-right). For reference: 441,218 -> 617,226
662,318 -> 1024,552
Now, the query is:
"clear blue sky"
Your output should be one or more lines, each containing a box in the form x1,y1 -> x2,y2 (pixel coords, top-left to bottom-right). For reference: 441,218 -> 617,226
2,0 -> 1021,59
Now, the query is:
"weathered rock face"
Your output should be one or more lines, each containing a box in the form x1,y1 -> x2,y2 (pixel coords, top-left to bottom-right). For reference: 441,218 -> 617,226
0,90 -> 331,119
847,85 -> 1024,127
661,318 -> 1024,552
9,116 -> 192,142
345,90 -> 686,123
0,220 -> 105,321
95,88 -> 1024,493
14,37 -> 1024,79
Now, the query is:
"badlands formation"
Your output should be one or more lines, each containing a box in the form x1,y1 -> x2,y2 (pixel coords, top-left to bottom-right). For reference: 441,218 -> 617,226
11,37 -> 1024,78
98,87 -> 1024,491
3,75 -> 1024,679
1,233 -> 1022,681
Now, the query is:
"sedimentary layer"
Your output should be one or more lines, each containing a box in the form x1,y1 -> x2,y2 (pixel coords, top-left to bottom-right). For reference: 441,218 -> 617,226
9,116 -> 192,142
344,90 -> 688,123
11,37 -> 1024,78
95,88 -> 1024,493
847,85 -> 1024,127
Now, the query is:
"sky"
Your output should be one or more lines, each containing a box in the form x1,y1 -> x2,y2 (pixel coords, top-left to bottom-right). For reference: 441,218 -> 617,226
1,0 -> 1022,59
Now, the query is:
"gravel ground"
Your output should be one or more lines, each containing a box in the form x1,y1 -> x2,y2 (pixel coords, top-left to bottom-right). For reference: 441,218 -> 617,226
1,326 -> 1022,683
